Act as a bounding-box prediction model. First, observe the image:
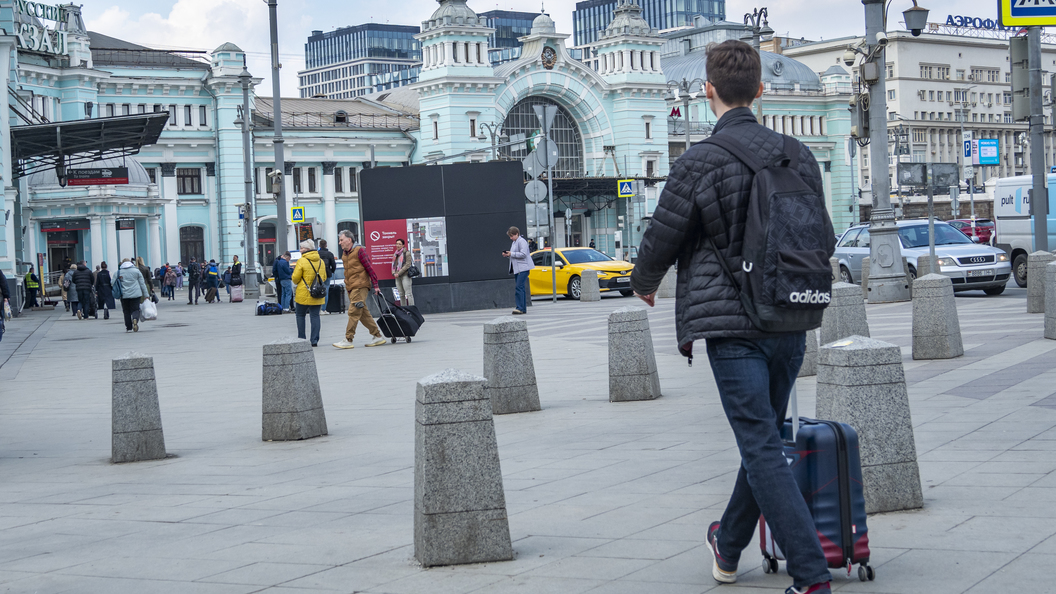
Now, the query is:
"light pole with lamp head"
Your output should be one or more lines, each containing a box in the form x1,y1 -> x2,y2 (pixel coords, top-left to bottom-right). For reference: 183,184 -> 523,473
742,7 -> 774,122
950,83 -> 977,232
666,77 -> 706,153
477,122 -> 508,162
234,59 -> 259,298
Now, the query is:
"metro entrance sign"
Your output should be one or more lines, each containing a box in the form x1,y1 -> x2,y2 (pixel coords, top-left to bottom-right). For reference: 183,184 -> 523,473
998,0 -> 1056,27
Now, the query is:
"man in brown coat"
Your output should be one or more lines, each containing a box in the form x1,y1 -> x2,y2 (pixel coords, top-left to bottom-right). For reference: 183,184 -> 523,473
332,230 -> 386,349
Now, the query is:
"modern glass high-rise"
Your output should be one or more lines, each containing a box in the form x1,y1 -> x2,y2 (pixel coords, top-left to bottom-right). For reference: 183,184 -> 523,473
298,24 -> 421,99
573,0 -> 726,47
479,10 -> 539,49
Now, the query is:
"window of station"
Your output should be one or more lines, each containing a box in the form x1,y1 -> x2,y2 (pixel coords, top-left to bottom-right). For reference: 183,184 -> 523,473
176,168 -> 202,194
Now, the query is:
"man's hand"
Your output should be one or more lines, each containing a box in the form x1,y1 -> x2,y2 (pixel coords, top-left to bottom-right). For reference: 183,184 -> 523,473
374,287 -> 380,294
635,291 -> 656,307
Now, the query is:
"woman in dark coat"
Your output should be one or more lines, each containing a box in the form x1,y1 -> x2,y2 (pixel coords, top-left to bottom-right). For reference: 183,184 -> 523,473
95,261 -> 116,320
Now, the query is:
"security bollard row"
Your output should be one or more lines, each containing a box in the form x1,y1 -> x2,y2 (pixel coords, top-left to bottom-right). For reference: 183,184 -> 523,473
414,369 -> 513,567
483,317 -> 541,414
579,270 -> 601,302
262,338 -> 328,441
657,268 -> 677,299
817,336 -> 923,514
820,282 -> 870,345
798,329 -> 819,377
1028,251 -> 1056,314
111,352 -> 167,463
1047,261 -> 1056,340
912,274 -> 963,360
608,307 -> 662,402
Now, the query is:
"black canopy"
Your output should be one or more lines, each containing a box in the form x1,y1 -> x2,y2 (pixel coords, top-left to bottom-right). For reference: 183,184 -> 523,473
11,113 -> 169,177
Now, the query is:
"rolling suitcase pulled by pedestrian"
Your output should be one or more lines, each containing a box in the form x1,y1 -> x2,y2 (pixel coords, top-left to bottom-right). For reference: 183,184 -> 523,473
374,293 -> 423,343
326,284 -> 345,314
760,385 -> 873,581
229,285 -> 244,303
205,287 -> 218,303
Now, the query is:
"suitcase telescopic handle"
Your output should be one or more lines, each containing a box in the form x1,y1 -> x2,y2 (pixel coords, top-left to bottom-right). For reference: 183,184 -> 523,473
790,382 -> 799,441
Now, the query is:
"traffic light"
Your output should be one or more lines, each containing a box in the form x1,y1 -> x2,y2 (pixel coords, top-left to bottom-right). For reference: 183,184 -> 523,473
617,215 -> 625,230
1011,35 -> 1030,122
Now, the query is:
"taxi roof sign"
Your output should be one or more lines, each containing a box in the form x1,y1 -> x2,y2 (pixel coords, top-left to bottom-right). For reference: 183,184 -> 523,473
290,206 -> 305,224
617,179 -> 635,198
999,0 -> 1056,27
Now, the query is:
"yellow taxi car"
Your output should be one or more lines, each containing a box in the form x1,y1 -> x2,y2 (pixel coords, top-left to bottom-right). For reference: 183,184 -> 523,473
528,247 -> 635,299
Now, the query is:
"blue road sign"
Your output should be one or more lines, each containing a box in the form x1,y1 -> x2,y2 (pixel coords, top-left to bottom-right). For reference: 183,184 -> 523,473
964,140 -> 972,159
290,206 -> 305,224
618,179 -> 634,198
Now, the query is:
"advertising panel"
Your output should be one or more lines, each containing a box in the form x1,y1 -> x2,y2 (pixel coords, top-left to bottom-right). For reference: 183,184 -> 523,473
364,218 -> 408,281
976,139 -> 1000,166
67,167 -> 129,186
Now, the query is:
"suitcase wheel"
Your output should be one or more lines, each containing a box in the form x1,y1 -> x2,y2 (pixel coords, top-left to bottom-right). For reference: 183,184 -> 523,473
391,337 -> 397,344
858,564 -> 874,581
762,556 -> 778,574
406,337 -> 412,343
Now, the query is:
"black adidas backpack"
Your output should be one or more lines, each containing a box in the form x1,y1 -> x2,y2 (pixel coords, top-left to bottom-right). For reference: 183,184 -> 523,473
700,134 -> 835,333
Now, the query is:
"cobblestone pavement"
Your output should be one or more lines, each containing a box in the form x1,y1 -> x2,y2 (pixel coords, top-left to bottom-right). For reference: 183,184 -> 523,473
0,286 -> 1053,593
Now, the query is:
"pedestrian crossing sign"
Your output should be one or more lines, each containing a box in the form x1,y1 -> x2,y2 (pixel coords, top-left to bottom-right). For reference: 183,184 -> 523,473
290,206 -> 305,224
618,179 -> 634,198
999,0 -> 1056,27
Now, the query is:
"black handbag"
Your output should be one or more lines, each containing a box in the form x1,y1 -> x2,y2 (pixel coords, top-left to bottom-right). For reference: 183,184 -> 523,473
407,265 -> 421,278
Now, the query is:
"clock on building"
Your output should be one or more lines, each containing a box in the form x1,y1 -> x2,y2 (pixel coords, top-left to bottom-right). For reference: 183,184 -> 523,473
541,47 -> 557,70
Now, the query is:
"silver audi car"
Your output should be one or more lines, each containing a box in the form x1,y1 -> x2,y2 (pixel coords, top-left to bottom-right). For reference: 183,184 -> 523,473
833,220 -> 1012,295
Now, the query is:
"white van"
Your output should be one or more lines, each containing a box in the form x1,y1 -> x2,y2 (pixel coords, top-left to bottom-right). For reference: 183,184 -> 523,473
992,174 -> 1056,287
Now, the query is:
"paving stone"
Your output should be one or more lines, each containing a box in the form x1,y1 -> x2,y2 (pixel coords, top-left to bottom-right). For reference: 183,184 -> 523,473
111,352 -> 166,463
816,336 -> 923,513
657,268 -> 676,299
608,307 -> 661,402
1028,251 -> 1055,313
414,369 -> 512,567
912,273 -> 964,360
820,282 -> 870,345
579,270 -> 601,302
482,317 -> 541,415
261,338 -> 327,441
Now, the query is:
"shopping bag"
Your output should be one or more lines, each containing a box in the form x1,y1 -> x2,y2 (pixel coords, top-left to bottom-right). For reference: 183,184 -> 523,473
140,299 -> 158,321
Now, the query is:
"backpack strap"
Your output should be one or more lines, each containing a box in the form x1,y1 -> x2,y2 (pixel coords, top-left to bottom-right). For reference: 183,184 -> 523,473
782,135 -> 801,169
701,134 -> 767,173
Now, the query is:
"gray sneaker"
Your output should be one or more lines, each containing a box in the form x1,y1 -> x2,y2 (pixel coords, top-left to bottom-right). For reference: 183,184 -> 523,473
707,521 -> 737,583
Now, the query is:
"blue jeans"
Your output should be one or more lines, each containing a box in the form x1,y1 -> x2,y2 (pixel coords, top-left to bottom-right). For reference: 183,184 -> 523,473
705,334 -> 831,591
514,271 -> 528,312
280,280 -> 294,310
295,303 -> 321,345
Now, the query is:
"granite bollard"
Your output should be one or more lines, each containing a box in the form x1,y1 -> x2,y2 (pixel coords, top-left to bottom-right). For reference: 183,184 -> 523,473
657,268 -> 677,298
483,317 -> 541,414
1046,262 -> 1056,340
912,273 -> 963,359
579,269 -> 601,302
262,338 -> 328,441
861,256 -> 869,299
112,352 -> 167,463
415,369 -> 513,567
608,307 -> 661,402
820,282 -> 870,345
798,329 -> 819,377
817,336 -> 923,513
830,256 -> 841,283
1027,251 -> 1056,313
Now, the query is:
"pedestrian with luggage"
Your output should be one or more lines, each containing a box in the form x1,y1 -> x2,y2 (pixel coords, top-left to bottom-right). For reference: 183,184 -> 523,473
332,230 -> 386,349
630,41 -> 835,594
115,259 -> 149,333
318,239 -> 337,311
503,226 -> 533,315
391,238 -> 414,306
204,259 -> 220,303
23,265 -> 39,308
187,258 -> 201,304
273,252 -> 294,312
175,262 -> 184,290
230,255 -> 243,288
222,267 -> 232,300
95,262 -> 116,320
291,239 -> 326,347
72,261 -> 94,320
63,264 -> 78,317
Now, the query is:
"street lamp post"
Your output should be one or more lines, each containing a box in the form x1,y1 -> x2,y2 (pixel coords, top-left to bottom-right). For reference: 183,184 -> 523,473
237,61 -> 259,299
742,7 -> 774,122
477,122 -> 508,161
266,0 -> 288,257
861,0 -> 924,303
666,77 -> 706,153
950,85 -> 978,233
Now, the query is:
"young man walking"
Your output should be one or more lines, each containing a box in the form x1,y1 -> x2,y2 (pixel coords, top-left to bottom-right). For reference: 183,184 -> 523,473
332,230 -> 386,349
630,41 -> 834,594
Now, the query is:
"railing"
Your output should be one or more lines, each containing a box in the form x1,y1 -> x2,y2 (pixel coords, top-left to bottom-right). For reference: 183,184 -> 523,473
254,112 -> 419,129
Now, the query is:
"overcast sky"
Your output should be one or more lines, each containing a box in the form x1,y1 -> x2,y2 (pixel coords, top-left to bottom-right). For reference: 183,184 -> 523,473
76,0 -> 1000,96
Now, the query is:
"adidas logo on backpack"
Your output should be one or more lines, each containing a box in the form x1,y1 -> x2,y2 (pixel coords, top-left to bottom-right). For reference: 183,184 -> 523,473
702,133 -> 836,333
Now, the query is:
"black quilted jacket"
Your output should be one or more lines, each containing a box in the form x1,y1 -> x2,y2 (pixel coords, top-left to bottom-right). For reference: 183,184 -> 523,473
630,107 -> 828,345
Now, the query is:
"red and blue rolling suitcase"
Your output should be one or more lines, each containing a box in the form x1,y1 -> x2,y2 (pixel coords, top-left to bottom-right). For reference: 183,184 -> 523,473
760,411 -> 874,581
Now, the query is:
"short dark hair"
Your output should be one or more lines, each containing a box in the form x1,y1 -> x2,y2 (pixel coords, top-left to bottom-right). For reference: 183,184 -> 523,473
706,41 -> 761,107
507,226 -> 520,237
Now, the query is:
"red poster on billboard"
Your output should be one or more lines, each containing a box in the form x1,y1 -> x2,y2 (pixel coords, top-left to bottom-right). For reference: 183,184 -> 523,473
364,219 -> 407,280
